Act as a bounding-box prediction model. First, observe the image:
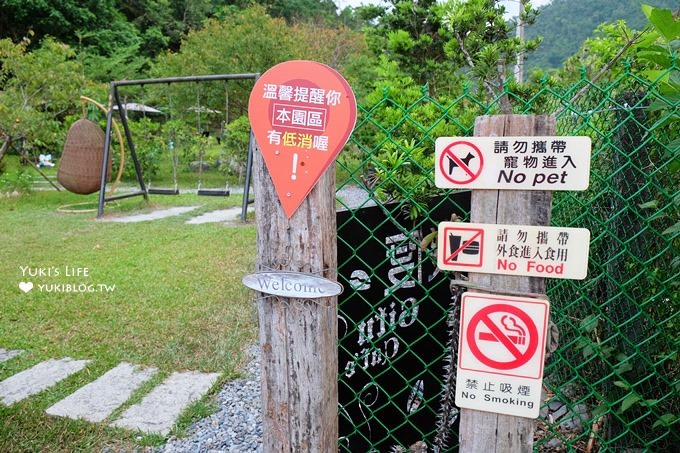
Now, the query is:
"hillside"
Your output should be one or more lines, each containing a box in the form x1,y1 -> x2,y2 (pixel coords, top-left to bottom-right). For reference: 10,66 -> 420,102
526,0 -> 678,70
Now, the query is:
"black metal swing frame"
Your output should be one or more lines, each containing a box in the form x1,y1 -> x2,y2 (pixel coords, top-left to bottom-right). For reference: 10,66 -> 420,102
96,73 -> 259,220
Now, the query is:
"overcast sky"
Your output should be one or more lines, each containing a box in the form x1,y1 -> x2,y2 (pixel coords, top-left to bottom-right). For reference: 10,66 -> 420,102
337,0 -> 554,14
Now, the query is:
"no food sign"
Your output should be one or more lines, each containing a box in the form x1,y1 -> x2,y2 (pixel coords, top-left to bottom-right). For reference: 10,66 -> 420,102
437,222 -> 591,280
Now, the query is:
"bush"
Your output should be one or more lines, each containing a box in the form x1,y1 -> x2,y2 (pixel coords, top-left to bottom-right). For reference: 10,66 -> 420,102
0,169 -> 33,194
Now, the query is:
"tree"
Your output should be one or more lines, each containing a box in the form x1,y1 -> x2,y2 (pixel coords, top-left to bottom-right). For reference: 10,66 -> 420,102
150,5 -> 372,121
75,21 -> 151,81
525,0 -> 679,70
0,37 -> 89,161
362,0 -> 541,102
115,0 -> 216,53
361,0 -> 454,95
439,0 -> 541,112
0,0 -> 121,45
0,0 -> 155,81
257,0 -> 340,24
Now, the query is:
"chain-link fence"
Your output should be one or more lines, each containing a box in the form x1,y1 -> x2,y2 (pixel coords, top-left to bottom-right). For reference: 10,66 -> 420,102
336,62 -> 678,452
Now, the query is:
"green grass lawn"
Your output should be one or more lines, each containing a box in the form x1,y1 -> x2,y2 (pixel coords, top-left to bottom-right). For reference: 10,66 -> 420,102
0,182 -> 257,451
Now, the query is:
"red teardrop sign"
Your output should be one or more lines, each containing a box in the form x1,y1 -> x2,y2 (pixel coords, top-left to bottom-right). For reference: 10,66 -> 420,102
248,60 -> 357,218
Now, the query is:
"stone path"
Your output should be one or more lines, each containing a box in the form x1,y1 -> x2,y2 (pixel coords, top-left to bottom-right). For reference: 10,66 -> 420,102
111,370 -> 220,435
46,362 -> 157,423
0,348 -> 23,363
102,206 -> 251,225
184,207 -> 244,224
97,184 -> 364,224
104,206 -> 199,223
0,350 -> 220,436
0,357 -> 90,405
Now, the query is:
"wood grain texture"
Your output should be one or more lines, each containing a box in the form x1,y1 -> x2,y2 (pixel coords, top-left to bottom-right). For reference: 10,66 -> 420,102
458,115 -> 555,453
252,141 -> 338,452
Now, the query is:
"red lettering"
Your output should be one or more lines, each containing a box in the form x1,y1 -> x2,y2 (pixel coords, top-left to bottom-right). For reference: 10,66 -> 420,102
527,261 -> 564,274
497,258 -> 517,271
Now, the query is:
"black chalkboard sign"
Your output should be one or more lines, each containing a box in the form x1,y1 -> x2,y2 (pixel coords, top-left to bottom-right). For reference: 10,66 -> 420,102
337,193 -> 470,452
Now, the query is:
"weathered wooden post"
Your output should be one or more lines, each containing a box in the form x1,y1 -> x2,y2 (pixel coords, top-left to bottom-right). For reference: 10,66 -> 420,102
245,60 -> 357,452
252,146 -> 339,451
435,114 -> 591,452
459,114 -> 554,452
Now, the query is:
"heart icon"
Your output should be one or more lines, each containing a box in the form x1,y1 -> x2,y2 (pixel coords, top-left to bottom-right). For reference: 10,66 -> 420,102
248,60 -> 357,218
19,281 -> 33,293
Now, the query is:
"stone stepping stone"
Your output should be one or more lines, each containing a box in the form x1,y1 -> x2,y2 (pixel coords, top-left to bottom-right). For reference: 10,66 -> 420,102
46,362 -> 157,423
111,370 -> 220,435
0,358 -> 90,405
0,348 -> 23,363
105,206 -> 199,223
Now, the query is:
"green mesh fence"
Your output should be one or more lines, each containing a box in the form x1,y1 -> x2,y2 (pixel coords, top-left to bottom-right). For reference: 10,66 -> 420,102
336,62 -> 678,452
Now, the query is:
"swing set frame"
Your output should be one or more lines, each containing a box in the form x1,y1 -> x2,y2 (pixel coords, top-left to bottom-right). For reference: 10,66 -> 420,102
96,73 -> 259,220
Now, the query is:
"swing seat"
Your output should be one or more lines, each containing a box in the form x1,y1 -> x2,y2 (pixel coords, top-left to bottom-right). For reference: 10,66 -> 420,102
148,188 -> 180,195
197,189 -> 230,197
58,119 -> 112,194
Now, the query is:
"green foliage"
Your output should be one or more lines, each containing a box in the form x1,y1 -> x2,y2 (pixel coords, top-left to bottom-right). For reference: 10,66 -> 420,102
369,138 -> 435,220
545,4 -> 678,96
362,0 -> 454,95
150,5 -> 371,129
115,0 -> 215,53
352,57 -> 478,157
0,0 -> 121,46
0,0 -> 154,80
0,37 -> 87,155
259,0 -> 340,24
0,169 -> 33,194
440,0 -> 541,108
79,23 -> 149,82
526,0 -> 679,70
548,20 -> 637,85
125,118 -> 165,180
638,4 -> 680,102
222,115 -> 252,171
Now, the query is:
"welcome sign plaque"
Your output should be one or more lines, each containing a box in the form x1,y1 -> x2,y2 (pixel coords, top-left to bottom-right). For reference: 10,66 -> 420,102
242,271 -> 344,299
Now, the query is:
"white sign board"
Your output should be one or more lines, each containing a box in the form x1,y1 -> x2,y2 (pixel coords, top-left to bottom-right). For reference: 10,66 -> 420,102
242,271 -> 343,298
435,136 -> 591,190
456,292 -> 550,418
437,222 -> 590,279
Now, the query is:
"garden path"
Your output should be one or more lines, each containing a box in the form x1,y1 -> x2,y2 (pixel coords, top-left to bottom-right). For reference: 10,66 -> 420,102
103,206 -> 248,224
0,348 -> 219,435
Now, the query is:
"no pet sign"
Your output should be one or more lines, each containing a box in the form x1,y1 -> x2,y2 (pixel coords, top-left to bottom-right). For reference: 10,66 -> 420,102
435,136 -> 591,191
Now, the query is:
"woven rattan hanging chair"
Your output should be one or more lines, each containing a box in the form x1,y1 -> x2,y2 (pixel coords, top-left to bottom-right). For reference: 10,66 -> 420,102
58,118 -> 112,195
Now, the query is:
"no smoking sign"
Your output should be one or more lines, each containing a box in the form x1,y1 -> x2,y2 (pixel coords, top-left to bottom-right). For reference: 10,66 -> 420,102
455,292 -> 550,418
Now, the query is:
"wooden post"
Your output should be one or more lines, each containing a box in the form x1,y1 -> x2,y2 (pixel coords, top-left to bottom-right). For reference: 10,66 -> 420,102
252,141 -> 338,452
459,114 -> 555,452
